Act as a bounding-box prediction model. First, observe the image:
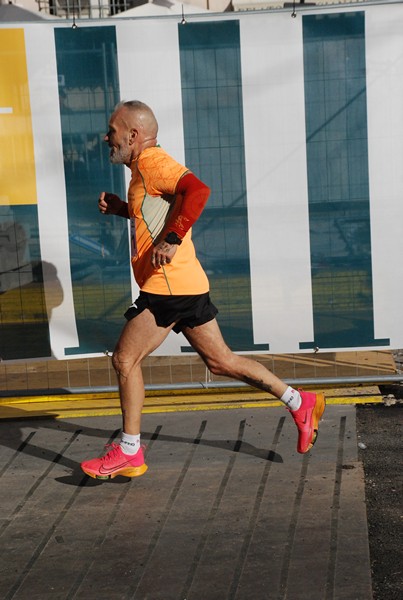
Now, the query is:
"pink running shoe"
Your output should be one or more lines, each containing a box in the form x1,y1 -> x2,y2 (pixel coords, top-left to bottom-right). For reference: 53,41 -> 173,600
81,443 -> 148,480
289,390 -> 326,454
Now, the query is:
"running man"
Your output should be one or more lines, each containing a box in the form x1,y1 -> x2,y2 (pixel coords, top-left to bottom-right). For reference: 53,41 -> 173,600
81,101 -> 325,480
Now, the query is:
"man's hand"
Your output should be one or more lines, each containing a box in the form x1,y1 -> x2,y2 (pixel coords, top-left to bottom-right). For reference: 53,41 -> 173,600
98,192 -> 128,217
151,241 -> 178,268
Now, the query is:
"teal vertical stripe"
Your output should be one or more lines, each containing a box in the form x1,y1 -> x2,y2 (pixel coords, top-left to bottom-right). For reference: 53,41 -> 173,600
179,21 -> 268,351
55,27 -> 131,355
300,13 -> 389,349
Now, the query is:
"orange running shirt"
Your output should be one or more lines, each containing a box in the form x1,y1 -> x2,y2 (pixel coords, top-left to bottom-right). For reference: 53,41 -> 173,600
127,146 -> 209,295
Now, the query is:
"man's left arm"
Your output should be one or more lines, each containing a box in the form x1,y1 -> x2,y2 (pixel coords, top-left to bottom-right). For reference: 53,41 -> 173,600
151,173 -> 210,268
167,172 -> 210,240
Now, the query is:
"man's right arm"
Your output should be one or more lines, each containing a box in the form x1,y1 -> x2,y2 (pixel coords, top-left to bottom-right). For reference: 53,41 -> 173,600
98,192 -> 129,219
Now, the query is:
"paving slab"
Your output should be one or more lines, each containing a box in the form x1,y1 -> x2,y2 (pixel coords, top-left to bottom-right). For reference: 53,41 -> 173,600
0,406 -> 372,600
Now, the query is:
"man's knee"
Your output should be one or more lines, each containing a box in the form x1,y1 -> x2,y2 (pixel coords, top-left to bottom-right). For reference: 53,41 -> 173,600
112,347 -> 137,379
204,354 -> 233,377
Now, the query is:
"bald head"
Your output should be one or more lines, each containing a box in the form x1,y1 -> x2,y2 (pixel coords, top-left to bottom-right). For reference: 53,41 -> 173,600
115,100 -> 158,139
105,100 -> 158,166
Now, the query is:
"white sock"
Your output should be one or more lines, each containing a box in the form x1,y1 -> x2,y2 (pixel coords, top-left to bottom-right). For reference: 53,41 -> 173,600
120,432 -> 141,455
281,387 -> 302,411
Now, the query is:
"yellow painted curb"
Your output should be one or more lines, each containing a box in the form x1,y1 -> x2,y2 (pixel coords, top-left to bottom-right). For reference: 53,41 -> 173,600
0,392 -> 383,421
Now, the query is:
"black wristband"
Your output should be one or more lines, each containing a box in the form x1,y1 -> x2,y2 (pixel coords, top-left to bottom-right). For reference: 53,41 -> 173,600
164,232 -> 182,245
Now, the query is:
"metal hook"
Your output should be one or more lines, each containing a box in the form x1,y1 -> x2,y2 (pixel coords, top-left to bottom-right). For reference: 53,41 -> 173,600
181,4 -> 187,25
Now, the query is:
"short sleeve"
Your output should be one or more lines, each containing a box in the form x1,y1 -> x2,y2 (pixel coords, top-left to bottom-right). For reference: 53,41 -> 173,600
138,148 -> 188,196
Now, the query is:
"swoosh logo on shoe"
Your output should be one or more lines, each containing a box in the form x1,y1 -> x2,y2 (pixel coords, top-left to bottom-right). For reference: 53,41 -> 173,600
302,407 -> 315,425
99,460 -> 133,474
300,411 -> 309,424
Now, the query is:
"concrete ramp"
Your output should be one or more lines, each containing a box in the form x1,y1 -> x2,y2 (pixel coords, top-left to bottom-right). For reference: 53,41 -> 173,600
0,406 -> 372,599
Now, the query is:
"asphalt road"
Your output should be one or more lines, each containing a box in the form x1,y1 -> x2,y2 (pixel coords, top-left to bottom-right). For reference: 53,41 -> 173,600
356,402 -> 402,600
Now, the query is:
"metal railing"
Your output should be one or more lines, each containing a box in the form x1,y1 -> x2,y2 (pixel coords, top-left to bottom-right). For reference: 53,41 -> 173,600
35,0 -> 136,19
1,350 -> 402,397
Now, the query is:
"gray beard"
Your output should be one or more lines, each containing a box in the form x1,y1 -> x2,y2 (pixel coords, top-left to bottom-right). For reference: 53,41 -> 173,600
109,147 -> 131,164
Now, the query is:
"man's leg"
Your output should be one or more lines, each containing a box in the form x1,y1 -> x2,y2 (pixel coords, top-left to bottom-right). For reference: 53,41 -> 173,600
183,318 -> 287,395
112,310 -> 175,435
81,310 -> 175,479
183,318 -> 325,453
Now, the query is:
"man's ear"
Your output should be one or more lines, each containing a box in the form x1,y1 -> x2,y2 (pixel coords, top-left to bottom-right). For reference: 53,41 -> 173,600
129,128 -> 138,144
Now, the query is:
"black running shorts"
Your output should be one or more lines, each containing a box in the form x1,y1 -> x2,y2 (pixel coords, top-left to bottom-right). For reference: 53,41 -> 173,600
124,291 -> 218,333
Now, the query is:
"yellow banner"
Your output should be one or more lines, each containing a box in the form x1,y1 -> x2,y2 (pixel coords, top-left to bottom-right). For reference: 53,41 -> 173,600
0,29 -> 37,206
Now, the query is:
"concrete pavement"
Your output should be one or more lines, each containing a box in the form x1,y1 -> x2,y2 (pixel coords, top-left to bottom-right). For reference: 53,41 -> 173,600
0,405 -> 372,600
